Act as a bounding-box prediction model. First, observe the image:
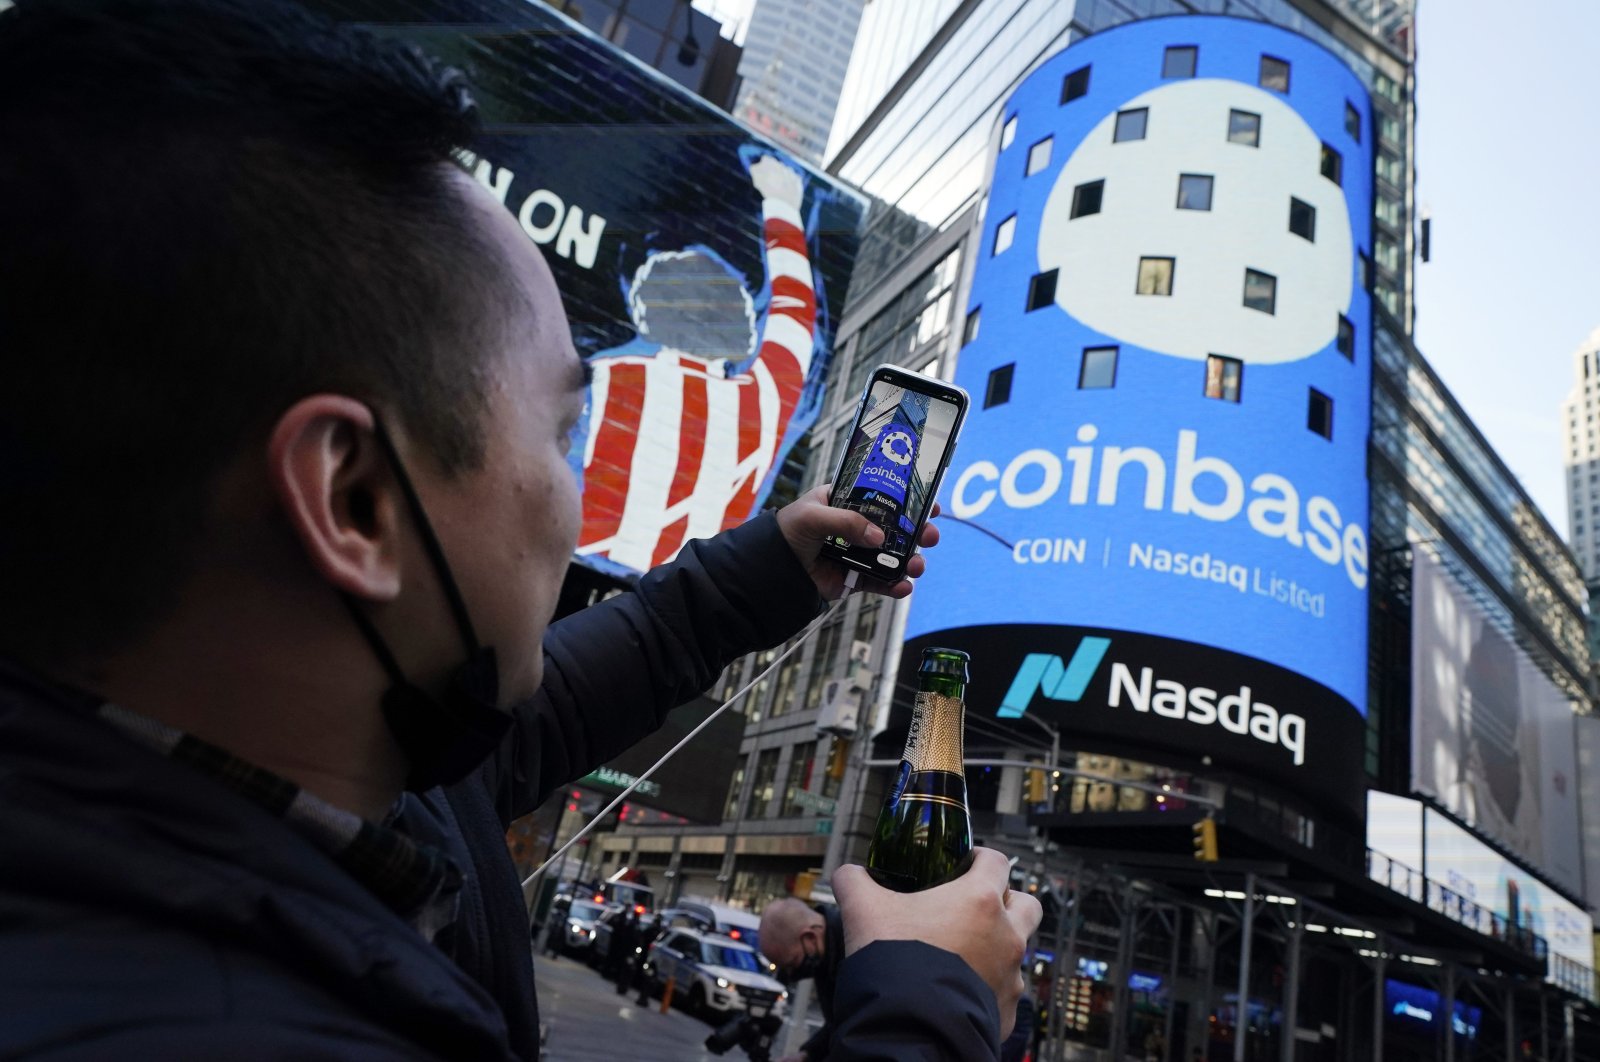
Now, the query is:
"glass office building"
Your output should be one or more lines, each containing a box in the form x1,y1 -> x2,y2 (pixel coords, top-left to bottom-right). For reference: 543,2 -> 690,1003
604,3 -> 1600,1053
733,0 -> 866,161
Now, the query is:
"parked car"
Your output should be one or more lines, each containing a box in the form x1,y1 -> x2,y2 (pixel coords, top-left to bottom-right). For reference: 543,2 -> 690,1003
547,897 -> 610,958
642,927 -> 788,1019
657,900 -> 773,973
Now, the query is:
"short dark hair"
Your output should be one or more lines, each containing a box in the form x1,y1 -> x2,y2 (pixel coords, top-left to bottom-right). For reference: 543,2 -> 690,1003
0,0 -> 507,664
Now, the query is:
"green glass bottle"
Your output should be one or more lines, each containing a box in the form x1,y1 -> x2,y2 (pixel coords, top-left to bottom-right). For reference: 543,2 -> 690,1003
866,647 -> 974,892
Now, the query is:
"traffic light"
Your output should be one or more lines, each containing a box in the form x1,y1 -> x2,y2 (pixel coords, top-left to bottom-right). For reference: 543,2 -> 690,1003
826,738 -> 850,781
1192,817 -> 1219,862
1024,768 -> 1049,805
792,870 -> 818,900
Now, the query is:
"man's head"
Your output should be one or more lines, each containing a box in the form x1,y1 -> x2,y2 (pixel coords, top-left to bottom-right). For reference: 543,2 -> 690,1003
758,898 -> 827,983
0,1 -> 585,769
627,249 -> 756,364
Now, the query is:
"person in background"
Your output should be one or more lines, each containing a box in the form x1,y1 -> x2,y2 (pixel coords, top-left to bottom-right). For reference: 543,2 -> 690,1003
634,913 -> 666,1004
0,1 -> 1040,1058
611,909 -> 640,994
761,898 -> 845,1062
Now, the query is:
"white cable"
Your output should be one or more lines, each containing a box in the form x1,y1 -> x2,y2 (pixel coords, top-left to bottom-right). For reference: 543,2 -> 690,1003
840,569 -> 860,599
523,598 -> 846,888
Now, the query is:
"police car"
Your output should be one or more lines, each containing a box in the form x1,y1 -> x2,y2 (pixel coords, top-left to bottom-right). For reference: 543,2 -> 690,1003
643,927 -> 788,1019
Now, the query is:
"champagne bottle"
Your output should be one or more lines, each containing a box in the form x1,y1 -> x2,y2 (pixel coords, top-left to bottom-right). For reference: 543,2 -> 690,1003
866,647 -> 974,892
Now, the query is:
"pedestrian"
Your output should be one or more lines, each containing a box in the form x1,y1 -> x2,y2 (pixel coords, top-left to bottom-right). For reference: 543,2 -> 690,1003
0,1 -> 1041,1059
634,914 -> 666,1003
613,910 -> 640,993
761,899 -> 844,1062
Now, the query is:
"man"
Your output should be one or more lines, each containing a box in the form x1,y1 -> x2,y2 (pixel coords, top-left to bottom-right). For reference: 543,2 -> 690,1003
576,152 -> 819,572
0,2 -> 1039,1059
634,912 -> 667,1003
609,909 -> 639,993
761,899 -> 846,1062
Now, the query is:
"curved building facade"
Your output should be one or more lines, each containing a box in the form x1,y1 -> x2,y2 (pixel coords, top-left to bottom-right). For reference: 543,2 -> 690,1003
904,16 -> 1375,819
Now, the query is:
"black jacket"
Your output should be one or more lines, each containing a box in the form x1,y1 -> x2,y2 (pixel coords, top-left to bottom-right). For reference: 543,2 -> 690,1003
0,514 -> 1000,1059
800,903 -> 848,1061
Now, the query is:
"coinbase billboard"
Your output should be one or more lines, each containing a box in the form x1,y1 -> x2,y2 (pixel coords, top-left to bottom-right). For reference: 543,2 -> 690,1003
904,17 -> 1375,817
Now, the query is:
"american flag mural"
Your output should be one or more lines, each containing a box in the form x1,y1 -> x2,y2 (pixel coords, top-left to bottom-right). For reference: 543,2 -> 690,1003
576,153 -> 822,572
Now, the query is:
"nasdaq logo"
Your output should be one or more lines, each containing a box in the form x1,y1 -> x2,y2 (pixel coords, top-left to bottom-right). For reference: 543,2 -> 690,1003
997,638 -> 1113,718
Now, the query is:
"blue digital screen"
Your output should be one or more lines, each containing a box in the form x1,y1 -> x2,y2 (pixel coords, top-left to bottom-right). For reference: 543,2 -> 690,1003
903,16 -> 1375,813
1385,980 -> 1481,1040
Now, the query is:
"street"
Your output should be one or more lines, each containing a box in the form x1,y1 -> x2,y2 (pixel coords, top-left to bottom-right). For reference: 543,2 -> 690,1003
534,951 -> 740,1062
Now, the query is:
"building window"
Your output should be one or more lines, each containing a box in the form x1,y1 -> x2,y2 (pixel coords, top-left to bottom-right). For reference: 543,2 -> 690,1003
1337,315 -> 1355,359
1071,179 -> 1104,218
1289,197 -> 1316,241
1027,270 -> 1058,312
963,307 -> 981,346
1137,256 -> 1174,296
1344,101 -> 1362,142
1228,109 -> 1261,147
993,214 -> 1016,256
744,748 -> 782,819
1307,388 -> 1334,439
1000,114 -> 1018,151
1243,268 -> 1277,314
1113,107 -> 1148,142
1079,346 -> 1118,389
723,766 -> 745,821
1176,173 -> 1213,211
1321,142 -> 1343,185
1061,64 -> 1090,103
1258,55 -> 1290,92
780,745 -> 818,817
1026,136 -> 1053,176
1204,355 -> 1243,402
1162,45 -> 1197,79
985,363 -> 1015,408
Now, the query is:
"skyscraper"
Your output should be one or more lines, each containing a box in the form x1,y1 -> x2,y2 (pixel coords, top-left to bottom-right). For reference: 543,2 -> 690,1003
1560,325 -> 1600,668
734,0 -> 866,161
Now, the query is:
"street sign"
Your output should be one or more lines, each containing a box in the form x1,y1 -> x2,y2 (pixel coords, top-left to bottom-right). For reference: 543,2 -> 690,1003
814,819 -> 834,836
789,789 -> 838,816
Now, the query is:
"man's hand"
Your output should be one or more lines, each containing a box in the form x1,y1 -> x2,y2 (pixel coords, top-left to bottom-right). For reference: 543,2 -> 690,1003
750,154 -> 804,207
832,849 -> 1041,1041
775,485 -> 941,600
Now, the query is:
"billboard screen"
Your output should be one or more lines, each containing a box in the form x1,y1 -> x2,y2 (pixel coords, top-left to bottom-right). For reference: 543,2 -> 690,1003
1384,980 -> 1481,1042
323,0 -> 865,579
902,17 -> 1374,816
1365,792 -> 1595,1002
1410,550 -> 1583,897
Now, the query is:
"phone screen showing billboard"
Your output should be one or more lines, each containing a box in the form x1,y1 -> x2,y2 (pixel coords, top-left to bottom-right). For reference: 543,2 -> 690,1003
829,376 -> 960,568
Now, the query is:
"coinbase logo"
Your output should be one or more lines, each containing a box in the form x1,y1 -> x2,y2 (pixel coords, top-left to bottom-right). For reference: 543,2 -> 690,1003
881,430 -> 915,466
1039,79 -> 1352,364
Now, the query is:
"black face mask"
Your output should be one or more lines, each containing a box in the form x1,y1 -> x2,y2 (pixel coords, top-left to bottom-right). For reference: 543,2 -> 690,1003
340,415 -> 512,792
782,938 -> 825,984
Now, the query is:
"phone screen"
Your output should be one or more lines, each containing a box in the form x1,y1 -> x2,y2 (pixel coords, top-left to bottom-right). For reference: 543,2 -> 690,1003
827,372 -> 964,576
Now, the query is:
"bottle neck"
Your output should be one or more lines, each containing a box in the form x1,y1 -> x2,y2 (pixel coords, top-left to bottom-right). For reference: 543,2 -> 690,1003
903,684 -> 966,774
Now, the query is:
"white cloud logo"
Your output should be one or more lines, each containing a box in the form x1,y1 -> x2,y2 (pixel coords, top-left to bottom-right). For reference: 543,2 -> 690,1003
1038,79 -> 1352,365
880,430 -> 915,466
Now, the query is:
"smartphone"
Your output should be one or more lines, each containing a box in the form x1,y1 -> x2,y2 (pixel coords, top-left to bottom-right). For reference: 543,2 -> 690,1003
821,364 -> 969,582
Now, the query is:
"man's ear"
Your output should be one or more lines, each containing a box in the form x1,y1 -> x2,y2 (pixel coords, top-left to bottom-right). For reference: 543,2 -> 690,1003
266,395 -> 402,602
